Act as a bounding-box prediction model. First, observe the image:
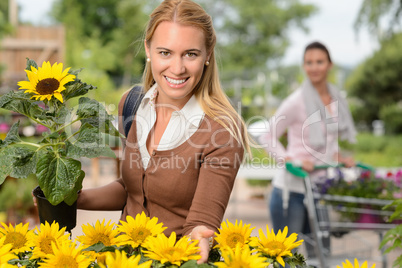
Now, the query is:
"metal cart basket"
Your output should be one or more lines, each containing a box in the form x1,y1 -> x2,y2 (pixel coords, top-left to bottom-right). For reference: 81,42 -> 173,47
286,162 -> 399,268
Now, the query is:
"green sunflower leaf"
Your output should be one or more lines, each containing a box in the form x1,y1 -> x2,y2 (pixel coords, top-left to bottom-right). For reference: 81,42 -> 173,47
77,97 -> 120,137
63,170 -> 84,206
50,106 -> 72,125
25,57 -> 38,71
36,152 -> 83,206
82,242 -> 120,253
0,121 -> 21,148
0,91 -> 46,120
180,260 -> 198,268
66,126 -> 116,159
76,97 -> 104,118
0,147 -> 13,184
9,146 -> 37,179
63,79 -> 97,101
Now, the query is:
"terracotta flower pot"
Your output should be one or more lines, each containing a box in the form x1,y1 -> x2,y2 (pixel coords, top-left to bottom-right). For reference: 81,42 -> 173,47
32,185 -> 77,232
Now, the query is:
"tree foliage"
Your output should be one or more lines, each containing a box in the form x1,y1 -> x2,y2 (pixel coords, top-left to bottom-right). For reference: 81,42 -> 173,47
51,0 -> 148,87
0,0 -> 12,38
346,33 -> 402,133
354,0 -> 402,39
51,0 -> 316,88
198,0 -> 317,76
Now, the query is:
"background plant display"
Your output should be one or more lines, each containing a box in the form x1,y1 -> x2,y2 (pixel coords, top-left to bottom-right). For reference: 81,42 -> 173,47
0,215 -> 308,268
0,59 -> 120,206
315,168 -> 401,222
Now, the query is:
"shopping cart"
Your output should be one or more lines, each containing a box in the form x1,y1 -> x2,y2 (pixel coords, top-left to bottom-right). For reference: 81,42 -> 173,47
286,162 -> 399,268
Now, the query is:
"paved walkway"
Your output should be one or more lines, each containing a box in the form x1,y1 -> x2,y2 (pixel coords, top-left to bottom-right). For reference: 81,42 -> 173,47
71,157 -> 400,268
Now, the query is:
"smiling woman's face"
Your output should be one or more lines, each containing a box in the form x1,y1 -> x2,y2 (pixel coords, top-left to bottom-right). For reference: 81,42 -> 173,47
145,21 -> 209,107
303,48 -> 332,85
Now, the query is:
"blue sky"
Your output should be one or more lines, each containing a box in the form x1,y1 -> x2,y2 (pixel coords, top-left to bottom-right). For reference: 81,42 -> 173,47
16,0 -> 378,67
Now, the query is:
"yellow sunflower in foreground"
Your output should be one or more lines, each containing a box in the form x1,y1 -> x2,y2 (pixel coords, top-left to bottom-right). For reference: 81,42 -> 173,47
40,240 -> 94,268
215,244 -> 268,268
249,226 -> 303,267
0,236 -> 15,267
77,219 -> 124,265
337,258 -> 376,268
77,219 -> 123,247
17,61 -> 76,103
99,250 -> 152,268
29,221 -> 70,259
0,222 -> 33,254
214,219 -> 254,250
142,232 -> 201,266
116,212 -> 166,248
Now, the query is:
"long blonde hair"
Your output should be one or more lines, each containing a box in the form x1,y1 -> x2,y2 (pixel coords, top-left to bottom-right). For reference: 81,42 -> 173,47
142,0 -> 251,156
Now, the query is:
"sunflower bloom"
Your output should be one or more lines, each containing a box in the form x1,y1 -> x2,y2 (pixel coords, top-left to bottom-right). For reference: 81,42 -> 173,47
214,219 -> 254,250
0,236 -> 15,267
77,219 -> 124,265
214,244 -> 268,268
29,221 -> 70,259
337,258 -> 376,268
99,250 -> 152,268
17,61 -> 75,103
116,212 -> 166,248
77,219 -> 123,247
0,222 -> 34,254
142,232 -> 201,266
249,226 -> 303,267
40,240 -> 94,268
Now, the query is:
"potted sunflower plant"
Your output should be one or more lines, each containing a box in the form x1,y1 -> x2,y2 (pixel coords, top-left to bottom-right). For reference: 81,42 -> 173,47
0,58 -> 120,232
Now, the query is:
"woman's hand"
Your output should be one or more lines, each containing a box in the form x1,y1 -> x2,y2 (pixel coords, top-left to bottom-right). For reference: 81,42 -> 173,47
301,159 -> 314,172
336,153 -> 355,168
190,225 -> 214,264
32,192 -> 37,207
340,156 -> 355,168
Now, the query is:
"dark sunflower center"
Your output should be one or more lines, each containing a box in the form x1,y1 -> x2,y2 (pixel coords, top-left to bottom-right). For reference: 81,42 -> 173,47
36,78 -> 60,95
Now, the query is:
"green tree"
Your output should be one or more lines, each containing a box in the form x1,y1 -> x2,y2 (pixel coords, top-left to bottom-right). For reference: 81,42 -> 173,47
0,1 -> 9,37
346,33 -> 402,133
354,0 -> 402,39
53,0 -> 316,82
0,0 -> 14,80
52,0 -> 147,88
198,0 -> 317,76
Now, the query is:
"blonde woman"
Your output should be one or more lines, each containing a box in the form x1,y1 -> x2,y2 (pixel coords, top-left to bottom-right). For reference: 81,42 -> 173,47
76,0 -> 250,263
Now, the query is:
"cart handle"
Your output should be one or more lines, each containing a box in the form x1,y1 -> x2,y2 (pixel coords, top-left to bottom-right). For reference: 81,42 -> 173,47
285,162 -> 374,178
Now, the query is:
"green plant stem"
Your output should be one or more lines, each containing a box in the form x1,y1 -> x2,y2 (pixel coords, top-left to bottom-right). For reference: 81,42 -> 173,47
19,141 -> 40,148
64,128 -> 82,143
28,117 -> 52,129
56,118 -> 81,133
35,142 -> 65,153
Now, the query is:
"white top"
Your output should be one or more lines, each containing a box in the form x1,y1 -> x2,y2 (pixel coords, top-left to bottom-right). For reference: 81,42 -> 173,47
259,88 -> 339,194
135,84 -> 205,169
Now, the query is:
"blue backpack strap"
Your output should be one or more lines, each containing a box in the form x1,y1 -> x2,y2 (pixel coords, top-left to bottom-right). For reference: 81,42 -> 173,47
122,85 -> 144,137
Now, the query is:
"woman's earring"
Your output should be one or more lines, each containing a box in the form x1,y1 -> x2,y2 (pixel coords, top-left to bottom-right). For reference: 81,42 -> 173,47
205,61 -> 210,66
147,58 -> 151,62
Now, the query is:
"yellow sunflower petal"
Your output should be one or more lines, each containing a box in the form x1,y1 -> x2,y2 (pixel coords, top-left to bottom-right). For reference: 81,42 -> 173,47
52,62 -> 63,79
276,255 -> 286,267
39,61 -> 52,80
18,81 -> 35,91
53,92 -> 64,103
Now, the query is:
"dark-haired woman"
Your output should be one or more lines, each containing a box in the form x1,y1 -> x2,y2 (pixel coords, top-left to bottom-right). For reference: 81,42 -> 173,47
259,41 -> 356,259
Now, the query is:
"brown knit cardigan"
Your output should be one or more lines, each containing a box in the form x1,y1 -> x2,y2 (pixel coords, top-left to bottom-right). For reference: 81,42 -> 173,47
116,91 -> 244,238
